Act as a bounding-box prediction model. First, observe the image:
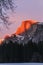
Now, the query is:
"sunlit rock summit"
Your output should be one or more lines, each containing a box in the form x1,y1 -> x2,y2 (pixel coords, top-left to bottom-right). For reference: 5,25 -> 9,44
2,20 -> 43,45
0,20 -> 43,62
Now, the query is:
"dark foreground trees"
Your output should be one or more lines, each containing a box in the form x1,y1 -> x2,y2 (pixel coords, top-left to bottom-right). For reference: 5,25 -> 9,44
0,0 -> 16,29
0,40 -> 43,63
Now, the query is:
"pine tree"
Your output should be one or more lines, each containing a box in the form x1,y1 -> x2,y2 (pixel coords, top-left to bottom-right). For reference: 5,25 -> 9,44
0,0 -> 16,29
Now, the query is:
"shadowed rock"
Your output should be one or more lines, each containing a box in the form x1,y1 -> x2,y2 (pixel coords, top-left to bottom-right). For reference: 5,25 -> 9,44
0,22 -> 43,62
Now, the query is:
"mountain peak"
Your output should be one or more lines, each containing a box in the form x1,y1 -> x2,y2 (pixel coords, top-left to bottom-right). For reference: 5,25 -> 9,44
16,20 -> 37,34
1,20 -> 43,45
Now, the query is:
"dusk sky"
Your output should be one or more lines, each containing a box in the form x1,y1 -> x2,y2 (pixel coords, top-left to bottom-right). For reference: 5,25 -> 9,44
0,0 -> 43,39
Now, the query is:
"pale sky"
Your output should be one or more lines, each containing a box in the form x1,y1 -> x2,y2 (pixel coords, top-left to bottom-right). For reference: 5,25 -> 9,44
0,0 -> 43,39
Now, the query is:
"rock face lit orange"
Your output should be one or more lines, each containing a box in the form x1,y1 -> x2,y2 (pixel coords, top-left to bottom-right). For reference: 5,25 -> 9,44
4,35 -> 10,39
0,39 -> 2,45
0,39 -> 4,45
0,19 -> 37,45
16,20 -> 37,34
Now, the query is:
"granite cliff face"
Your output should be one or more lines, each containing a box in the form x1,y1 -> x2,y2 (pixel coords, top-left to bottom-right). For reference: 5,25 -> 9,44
20,22 -> 43,44
32,22 -> 43,44
16,20 -> 37,34
3,22 -> 43,45
0,21 -> 43,62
